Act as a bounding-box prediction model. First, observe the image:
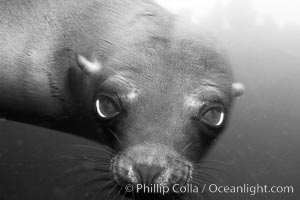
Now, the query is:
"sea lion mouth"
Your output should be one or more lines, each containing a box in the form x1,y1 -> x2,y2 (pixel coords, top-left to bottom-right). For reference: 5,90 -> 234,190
109,144 -> 194,198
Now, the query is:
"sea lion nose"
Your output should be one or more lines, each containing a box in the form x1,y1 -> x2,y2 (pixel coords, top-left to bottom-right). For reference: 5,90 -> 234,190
135,163 -> 192,189
111,143 -> 193,193
134,163 -> 164,185
112,155 -> 192,192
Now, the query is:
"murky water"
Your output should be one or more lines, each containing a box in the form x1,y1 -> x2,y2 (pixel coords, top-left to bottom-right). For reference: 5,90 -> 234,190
197,1 -> 300,199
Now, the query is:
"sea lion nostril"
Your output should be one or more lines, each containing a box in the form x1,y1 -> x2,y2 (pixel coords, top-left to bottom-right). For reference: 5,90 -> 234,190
155,164 -> 192,188
111,155 -> 139,184
158,158 -> 193,188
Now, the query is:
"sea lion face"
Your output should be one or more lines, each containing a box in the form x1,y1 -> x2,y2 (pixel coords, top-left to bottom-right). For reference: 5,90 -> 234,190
74,38 -> 244,198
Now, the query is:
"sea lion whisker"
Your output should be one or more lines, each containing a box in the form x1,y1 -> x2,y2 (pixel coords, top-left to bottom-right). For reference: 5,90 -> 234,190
107,128 -> 125,149
64,163 -> 111,175
120,189 -> 126,200
191,175 -> 214,184
195,160 -> 229,165
68,176 -> 113,193
56,155 -> 112,165
71,144 -> 116,156
192,171 -> 218,182
112,186 -> 123,200
88,179 -> 116,200
190,178 -> 206,187
181,141 -> 194,154
193,166 -> 225,174
104,184 -> 119,200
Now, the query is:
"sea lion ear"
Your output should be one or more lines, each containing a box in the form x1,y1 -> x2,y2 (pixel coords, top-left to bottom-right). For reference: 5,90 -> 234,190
76,54 -> 102,75
232,82 -> 245,97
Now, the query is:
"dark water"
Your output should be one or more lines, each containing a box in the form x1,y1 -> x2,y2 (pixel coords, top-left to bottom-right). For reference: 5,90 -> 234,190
0,0 -> 299,199
0,121 -> 117,200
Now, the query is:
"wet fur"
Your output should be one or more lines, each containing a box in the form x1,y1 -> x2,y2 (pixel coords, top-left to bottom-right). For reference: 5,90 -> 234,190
0,0 -> 171,123
1,0 -> 239,199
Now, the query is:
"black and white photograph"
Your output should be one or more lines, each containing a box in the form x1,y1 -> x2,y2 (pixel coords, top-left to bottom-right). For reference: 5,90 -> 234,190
0,0 -> 299,199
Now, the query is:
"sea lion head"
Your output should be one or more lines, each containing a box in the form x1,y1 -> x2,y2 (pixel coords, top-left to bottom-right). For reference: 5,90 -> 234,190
71,35 -> 244,199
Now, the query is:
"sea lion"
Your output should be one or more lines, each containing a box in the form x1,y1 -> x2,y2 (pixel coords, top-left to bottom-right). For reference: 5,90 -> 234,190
0,0 -> 244,199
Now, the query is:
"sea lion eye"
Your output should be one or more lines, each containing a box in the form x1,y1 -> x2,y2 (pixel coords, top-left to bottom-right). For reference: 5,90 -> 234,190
95,94 -> 121,119
201,105 -> 225,127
